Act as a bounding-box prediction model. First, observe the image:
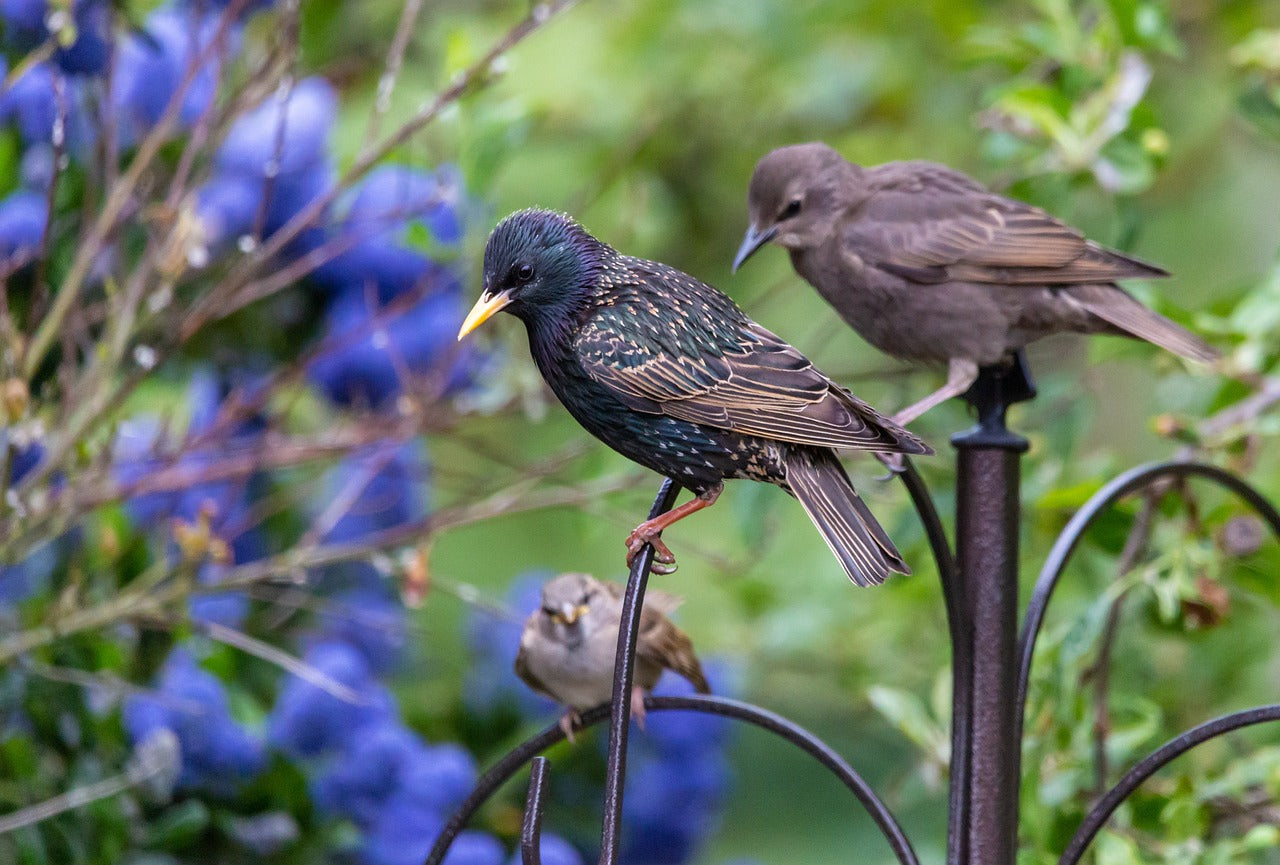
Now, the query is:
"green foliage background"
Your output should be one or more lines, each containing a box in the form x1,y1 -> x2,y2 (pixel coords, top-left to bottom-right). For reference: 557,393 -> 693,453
320,0 -> 1280,862
10,0 -> 1280,862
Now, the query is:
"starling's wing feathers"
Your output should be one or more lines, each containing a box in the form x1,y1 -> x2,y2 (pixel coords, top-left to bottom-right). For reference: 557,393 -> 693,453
857,163 -> 1167,285
785,447 -> 909,586
575,274 -> 930,455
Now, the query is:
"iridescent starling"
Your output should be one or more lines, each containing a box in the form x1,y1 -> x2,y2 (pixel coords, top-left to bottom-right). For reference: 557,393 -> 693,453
458,209 -> 932,586
734,143 -> 1219,425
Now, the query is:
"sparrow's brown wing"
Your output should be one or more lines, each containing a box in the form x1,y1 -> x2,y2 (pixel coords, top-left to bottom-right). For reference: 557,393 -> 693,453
575,267 -> 931,455
598,582 -> 709,693
852,161 -> 1167,286
514,615 -> 560,703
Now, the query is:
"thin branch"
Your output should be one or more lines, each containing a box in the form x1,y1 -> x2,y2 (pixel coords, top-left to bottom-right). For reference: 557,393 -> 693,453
1082,487 -> 1160,796
0,730 -> 178,836
196,620 -> 367,704
179,0 -> 579,340
360,0 -> 426,157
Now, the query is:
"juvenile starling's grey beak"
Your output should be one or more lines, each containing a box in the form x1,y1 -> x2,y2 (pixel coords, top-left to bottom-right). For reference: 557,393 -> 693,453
457,289 -> 513,340
732,223 -> 777,273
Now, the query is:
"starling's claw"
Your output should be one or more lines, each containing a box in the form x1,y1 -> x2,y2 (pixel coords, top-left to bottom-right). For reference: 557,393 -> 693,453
625,527 -> 678,574
873,452 -> 906,480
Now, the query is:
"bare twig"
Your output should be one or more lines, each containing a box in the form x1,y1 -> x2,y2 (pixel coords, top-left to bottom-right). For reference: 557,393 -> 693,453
196,620 -> 367,704
360,0 -> 426,156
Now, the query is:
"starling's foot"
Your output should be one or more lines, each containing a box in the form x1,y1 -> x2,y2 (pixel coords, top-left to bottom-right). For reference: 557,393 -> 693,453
630,684 -> 648,730
625,525 -> 678,575
873,452 -> 907,479
559,710 -> 582,744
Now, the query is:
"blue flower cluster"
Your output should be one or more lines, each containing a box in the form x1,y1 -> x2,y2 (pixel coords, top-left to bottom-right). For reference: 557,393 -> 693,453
466,571 -> 740,865
123,648 -> 265,792
622,667 -> 736,865
188,68 -> 474,409
0,441 -> 53,607
114,367 -> 266,629
0,1 -> 271,267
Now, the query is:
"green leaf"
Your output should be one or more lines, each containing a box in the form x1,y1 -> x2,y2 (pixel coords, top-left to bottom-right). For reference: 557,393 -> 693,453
141,800 -> 211,851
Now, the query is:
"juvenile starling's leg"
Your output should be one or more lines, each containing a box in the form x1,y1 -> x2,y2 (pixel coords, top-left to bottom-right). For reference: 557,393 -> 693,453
630,684 -> 648,730
625,485 -> 723,574
890,357 -> 980,428
559,709 -> 582,743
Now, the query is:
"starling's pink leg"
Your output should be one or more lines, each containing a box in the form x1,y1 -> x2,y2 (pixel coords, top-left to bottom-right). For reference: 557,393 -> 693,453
889,358 -> 979,428
625,486 -> 722,574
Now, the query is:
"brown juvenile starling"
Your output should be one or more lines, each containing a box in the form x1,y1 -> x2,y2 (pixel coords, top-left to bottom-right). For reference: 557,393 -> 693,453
458,209 -> 931,586
515,571 -> 708,738
734,142 -> 1219,426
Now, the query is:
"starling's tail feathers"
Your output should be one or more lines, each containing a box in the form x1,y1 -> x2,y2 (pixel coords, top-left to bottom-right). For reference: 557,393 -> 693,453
1073,287 -> 1219,363
785,448 -> 908,587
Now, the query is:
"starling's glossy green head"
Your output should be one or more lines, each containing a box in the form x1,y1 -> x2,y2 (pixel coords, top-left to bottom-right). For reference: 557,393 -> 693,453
734,142 -> 860,272
458,209 -> 605,340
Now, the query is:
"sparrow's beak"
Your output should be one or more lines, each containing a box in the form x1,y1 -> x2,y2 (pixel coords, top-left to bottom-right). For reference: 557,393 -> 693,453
732,223 -> 778,273
457,289 -> 514,341
554,603 -> 590,625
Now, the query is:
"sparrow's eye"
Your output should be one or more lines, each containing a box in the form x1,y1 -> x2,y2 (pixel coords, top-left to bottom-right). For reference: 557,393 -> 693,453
542,606 -> 557,617
516,263 -> 535,283
780,198 -> 802,220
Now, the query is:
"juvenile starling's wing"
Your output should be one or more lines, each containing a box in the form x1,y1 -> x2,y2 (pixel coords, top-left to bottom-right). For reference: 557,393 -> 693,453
574,262 -> 930,455
599,582 -> 709,693
854,162 -> 1167,286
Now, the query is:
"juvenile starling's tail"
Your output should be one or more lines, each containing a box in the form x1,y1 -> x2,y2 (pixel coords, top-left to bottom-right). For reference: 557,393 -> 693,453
1071,286 -> 1220,363
784,447 -> 908,587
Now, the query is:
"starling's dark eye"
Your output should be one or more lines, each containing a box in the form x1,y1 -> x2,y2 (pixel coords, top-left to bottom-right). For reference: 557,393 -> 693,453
780,198 -> 803,220
516,263 -> 535,283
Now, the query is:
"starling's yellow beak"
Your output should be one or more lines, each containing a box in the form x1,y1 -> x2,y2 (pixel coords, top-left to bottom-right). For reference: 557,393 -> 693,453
732,223 -> 778,273
457,289 -> 514,340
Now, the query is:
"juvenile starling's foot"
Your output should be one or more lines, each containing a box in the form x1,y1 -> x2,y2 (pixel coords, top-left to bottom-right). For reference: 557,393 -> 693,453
873,452 -> 907,479
559,710 -> 582,743
625,526 -> 678,575
630,684 -> 648,730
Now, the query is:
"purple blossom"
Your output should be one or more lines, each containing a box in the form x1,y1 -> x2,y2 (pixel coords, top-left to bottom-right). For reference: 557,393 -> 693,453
122,648 -> 265,792
0,190 -> 48,264
217,77 -> 336,178
267,640 -> 397,758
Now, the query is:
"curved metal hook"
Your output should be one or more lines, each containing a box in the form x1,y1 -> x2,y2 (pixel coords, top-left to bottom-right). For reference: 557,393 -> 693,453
897,458 -> 969,865
599,477 -> 681,865
1016,460 -> 1280,744
421,695 -> 920,865
1059,704 -> 1280,865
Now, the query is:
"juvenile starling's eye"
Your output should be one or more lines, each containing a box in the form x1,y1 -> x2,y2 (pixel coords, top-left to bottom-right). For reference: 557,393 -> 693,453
780,198 -> 803,220
516,263 -> 535,283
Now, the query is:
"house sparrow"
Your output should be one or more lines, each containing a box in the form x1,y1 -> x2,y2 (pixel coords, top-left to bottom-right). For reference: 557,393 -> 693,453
515,572 -> 709,740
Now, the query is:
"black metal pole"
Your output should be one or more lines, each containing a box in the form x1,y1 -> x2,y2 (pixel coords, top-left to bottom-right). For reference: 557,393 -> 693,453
951,353 -> 1035,865
598,477 -> 681,865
